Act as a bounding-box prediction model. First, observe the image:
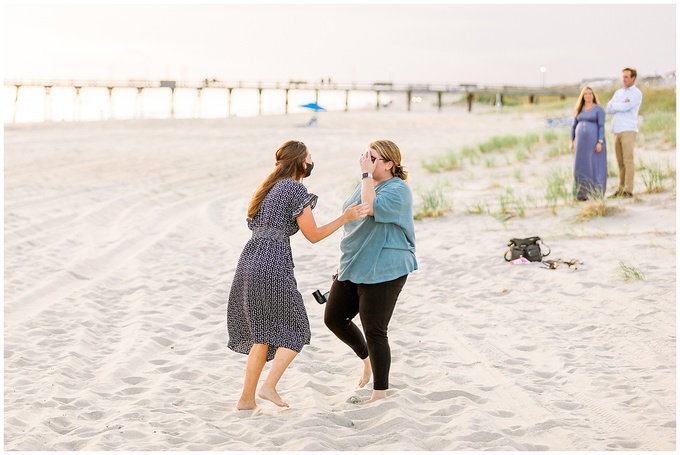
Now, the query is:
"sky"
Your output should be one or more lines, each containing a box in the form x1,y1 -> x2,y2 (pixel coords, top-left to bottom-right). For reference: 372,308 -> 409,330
2,2 -> 677,87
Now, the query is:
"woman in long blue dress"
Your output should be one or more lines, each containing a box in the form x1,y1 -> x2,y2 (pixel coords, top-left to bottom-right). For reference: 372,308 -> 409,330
227,140 -> 368,410
570,86 -> 607,200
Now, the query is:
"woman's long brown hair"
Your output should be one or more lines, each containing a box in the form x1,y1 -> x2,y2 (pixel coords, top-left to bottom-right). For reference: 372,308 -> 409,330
574,86 -> 599,117
247,140 -> 308,220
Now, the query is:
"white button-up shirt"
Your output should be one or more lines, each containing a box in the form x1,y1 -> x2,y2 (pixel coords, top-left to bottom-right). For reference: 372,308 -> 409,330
606,85 -> 643,133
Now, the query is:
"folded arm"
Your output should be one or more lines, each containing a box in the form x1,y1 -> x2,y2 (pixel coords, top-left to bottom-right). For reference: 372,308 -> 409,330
607,90 -> 642,113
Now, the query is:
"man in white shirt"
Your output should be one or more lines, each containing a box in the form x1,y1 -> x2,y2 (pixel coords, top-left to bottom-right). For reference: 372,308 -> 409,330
606,67 -> 643,198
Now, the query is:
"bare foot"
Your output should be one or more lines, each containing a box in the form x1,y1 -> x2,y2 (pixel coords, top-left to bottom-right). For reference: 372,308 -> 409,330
361,390 -> 387,405
258,385 -> 290,408
236,398 -> 257,411
358,357 -> 372,388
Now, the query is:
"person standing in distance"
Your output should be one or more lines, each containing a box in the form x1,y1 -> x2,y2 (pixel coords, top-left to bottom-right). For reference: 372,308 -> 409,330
570,86 -> 608,200
606,67 -> 643,198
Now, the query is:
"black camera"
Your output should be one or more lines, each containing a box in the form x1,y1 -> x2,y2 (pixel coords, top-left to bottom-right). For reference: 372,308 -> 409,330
312,289 -> 329,304
312,273 -> 337,304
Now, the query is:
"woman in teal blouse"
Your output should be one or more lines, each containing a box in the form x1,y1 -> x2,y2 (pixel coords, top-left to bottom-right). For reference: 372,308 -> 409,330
324,139 -> 418,404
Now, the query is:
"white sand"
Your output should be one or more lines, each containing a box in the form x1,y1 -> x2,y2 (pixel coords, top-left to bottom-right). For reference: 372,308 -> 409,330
4,107 -> 676,450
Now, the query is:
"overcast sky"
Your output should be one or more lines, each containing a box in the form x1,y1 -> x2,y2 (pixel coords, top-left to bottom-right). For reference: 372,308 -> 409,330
3,2 -> 676,87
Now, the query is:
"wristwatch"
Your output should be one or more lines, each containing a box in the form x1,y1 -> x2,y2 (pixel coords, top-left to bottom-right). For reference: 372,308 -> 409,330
361,172 -> 373,179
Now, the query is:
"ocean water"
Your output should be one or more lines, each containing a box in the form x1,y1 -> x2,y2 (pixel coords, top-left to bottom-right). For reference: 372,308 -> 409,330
3,85 -> 406,123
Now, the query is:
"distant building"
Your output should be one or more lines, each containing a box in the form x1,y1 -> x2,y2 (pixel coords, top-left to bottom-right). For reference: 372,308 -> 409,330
580,78 -> 617,89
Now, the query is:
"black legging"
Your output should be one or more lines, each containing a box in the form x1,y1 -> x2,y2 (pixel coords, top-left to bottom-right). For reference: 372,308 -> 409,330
323,274 -> 408,391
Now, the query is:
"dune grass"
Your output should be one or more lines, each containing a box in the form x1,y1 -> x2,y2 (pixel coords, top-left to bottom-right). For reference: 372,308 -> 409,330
546,140 -> 571,159
542,130 -> 559,144
619,261 -> 646,281
545,167 -> 573,214
641,112 -> 676,146
479,135 -> 520,154
574,194 -> 623,222
465,201 -> 489,215
641,162 -> 666,193
421,149 -> 462,173
413,181 -> 453,220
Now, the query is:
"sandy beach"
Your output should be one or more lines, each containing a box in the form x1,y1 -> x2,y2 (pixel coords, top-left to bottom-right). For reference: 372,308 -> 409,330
4,107 -> 676,450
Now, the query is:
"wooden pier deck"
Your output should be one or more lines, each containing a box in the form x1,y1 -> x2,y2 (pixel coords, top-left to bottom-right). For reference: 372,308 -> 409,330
4,78 -> 582,122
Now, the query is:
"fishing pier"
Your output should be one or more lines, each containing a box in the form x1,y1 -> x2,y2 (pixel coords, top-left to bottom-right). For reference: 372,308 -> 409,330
5,78 -> 581,123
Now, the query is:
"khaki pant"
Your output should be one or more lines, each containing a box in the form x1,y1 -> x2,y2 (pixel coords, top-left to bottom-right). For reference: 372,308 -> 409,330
614,131 -> 637,193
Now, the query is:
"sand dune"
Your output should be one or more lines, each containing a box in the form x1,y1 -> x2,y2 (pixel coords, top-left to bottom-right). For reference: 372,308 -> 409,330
4,108 -> 675,450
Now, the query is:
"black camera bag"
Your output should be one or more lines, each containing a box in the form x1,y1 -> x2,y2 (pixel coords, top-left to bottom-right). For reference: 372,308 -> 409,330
504,236 -> 550,262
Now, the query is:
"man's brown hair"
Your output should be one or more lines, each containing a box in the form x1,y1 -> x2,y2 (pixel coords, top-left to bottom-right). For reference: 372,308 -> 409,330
622,67 -> 637,79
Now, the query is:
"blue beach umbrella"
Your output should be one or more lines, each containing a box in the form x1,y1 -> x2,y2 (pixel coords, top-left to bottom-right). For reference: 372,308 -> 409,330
299,102 -> 326,126
299,102 -> 327,111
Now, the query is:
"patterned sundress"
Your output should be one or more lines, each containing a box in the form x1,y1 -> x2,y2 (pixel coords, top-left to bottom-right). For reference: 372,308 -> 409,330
227,178 -> 318,361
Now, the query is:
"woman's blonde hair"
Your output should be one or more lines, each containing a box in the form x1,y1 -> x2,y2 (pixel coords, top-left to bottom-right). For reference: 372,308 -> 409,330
247,140 -> 308,220
574,86 -> 599,117
370,139 -> 408,181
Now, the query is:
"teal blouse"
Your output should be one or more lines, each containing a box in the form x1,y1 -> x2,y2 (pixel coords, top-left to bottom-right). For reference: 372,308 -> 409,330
337,177 -> 418,284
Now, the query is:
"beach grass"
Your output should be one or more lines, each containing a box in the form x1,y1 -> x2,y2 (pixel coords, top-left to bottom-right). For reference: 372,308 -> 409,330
494,187 -> 530,218
414,181 -> 452,220
641,111 -> 676,146
639,88 -> 676,114
542,130 -> 560,144
545,167 -> 573,214
478,135 -> 520,154
641,162 -> 666,193
515,148 -> 529,163
513,168 -> 523,182
574,195 -> 622,222
421,149 -> 462,173
547,140 -> 571,159
523,133 -> 540,149
465,201 -> 489,215
424,131 -> 568,174
512,194 -> 528,218
619,261 -> 646,281
484,156 -> 496,168
461,145 -> 480,165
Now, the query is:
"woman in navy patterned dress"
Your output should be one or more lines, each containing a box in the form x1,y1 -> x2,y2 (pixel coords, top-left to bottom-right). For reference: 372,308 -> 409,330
570,86 -> 608,200
228,140 -> 368,410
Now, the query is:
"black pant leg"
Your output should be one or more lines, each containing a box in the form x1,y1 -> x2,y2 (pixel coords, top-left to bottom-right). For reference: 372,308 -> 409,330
358,275 -> 407,391
324,279 -> 368,359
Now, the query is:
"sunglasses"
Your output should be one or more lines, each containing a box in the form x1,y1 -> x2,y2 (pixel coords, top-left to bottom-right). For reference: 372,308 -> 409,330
370,156 -> 388,163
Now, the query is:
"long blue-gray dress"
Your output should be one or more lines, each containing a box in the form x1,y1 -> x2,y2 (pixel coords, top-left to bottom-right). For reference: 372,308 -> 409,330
227,178 -> 317,361
571,104 -> 607,200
